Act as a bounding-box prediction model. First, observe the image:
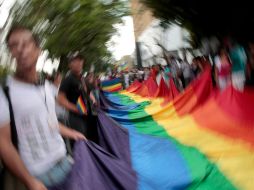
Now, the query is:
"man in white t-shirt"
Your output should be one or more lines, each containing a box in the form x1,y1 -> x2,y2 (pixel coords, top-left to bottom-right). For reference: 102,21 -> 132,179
0,26 -> 85,190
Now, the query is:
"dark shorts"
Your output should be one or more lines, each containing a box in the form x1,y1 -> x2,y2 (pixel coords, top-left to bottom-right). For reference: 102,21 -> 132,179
68,112 -> 88,136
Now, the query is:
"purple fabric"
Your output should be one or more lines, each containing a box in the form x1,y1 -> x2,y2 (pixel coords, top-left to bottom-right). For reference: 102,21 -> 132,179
96,109 -> 132,166
50,110 -> 137,190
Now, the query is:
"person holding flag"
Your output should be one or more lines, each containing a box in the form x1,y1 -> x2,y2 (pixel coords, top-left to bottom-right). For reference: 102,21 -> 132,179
58,53 -> 97,147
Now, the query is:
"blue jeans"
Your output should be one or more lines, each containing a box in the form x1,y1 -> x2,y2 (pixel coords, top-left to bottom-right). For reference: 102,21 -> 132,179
36,156 -> 73,187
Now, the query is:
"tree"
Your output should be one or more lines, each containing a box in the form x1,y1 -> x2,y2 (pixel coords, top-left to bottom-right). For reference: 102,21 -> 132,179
0,64 -> 12,78
141,0 -> 254,47
7,0 -> 129,72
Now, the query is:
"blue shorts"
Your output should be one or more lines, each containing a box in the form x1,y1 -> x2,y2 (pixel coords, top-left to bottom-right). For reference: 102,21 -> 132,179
36,156 -> 73,187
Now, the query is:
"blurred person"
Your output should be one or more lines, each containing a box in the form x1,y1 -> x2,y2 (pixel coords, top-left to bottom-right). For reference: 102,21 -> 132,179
180,58 -> 194,88
50,72 -> 68,123
84,73 -> 99,143
214,47 -> 232,90
49,72 -> 72,154
137,68 -> 144,82
228,40 -> 247,91
155,65 -> 163,86
169,56 -> 179,79
115,71 -> 122,78
58,54 -> 97,143
150,65 -> 160,81
99,73 -> 106,81
133,68 -> 139,82
163,64 -> 171,86
85,72 -> 95,94
93,77 -> 100,103
143,67 -> 150,81
191,57 -> 203,77
123,71 -> 130,88
177,58 -> 185,88
0,26 -> 85,190
201,56 -> 212,69
105,70 -> 111,80
132,68 -> 139,82
128,69 -> 135,84
84,72 -> 99,112
182,59 -> 194,87
169,57 -> 183,91
149,65 -> 160,85
111,68 -> 118,79
246,42 -> 254,86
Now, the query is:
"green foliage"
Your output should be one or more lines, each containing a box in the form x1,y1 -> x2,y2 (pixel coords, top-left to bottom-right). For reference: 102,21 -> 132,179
9,0 -> 129,72
0,65 -> 12,78
142,0 -> 254,46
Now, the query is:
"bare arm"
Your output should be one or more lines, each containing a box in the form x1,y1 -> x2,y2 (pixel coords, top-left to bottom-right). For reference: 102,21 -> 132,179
198,62 -> 204,71
89,91 -> 97,105
57,92 -> 79,113
59,122 -> 86,141
0,124 -> 47,190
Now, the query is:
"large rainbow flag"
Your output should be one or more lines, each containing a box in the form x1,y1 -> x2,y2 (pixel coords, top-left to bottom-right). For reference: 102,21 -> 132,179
99,67 -> 254,190
50,68 -> 254,190
101,78 -> 123,92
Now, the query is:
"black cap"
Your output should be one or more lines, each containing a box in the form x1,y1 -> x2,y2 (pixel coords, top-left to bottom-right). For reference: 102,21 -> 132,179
68,51 -> 84,63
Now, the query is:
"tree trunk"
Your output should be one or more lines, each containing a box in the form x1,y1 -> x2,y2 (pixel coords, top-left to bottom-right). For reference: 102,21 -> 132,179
135,41 -> 142,69
58,55 -> 68,73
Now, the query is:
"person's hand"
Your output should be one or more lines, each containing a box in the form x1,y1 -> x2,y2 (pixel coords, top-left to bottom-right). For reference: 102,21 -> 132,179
66,101 -> 81,114
70,130 -> 87,141
92,100 -> 98,107
27,178 -> 47,190
73,107 -> 80,114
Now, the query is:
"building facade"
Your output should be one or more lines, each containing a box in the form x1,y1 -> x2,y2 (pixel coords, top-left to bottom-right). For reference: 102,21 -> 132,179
131,0 -> 191,67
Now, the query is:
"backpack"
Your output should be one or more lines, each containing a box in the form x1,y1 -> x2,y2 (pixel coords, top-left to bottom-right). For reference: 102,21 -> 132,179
0,77 -> 18,148
0,77 -> 19,189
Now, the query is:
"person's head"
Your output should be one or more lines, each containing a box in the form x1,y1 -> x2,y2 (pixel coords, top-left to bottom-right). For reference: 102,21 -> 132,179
192,57 -> 200,66
249,42 -> 254,55
218,46 -> 228,57
68,53 -> 84,76
86,72 -> 94,83
154,64 -> 160,71
170,56 -> 175,61
227,38 -> 238,50
6,25 -> 41,74
248,42 -> 254,68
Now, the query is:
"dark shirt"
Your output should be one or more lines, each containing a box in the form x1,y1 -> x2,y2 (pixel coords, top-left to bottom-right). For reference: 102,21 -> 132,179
85,81 -> 94,95
60,72 -> 92,116
59,73 -> 83,104
192,67 -> 201,77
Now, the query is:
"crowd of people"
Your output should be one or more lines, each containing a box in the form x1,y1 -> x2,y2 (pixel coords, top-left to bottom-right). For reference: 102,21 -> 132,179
0,26 -> 97,190
1,24 -> 254,190
103,40 -> 254,93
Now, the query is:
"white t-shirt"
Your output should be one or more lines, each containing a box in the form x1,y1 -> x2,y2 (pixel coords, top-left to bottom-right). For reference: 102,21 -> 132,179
124,74 -> 129,88
156,72 -> 162,86
49,83 -> 67,119
214,56 -> 222,71
0,76 -> 66,176
181,62 -> 192,79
